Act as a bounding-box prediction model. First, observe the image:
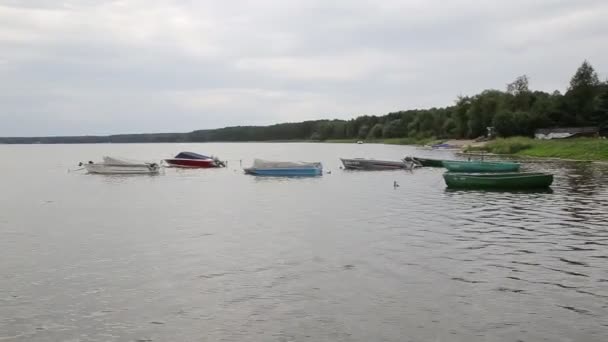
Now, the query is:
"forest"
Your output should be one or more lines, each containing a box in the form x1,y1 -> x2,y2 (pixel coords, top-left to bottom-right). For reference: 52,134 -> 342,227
1,61 -> 606,144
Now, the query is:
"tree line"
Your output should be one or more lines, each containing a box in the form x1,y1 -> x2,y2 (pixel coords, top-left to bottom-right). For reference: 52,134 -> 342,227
192,60 -> 607,141
1,61 -> 606,144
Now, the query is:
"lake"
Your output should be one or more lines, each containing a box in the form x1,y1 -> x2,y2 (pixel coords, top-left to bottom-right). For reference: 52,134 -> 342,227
1,143 -> 607,342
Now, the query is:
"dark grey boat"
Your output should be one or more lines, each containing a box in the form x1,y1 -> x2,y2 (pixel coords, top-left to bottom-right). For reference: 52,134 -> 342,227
340,158 -> 414,170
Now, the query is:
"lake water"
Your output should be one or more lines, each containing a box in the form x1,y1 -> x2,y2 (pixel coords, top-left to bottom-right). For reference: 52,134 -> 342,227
1,143 -> 607,342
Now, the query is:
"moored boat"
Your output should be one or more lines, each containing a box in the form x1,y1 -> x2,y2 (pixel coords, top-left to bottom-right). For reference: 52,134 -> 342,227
405,156 -> 445,167
81,156 -> 161,174
443,160 -> 520,172
443,172 -> 553,189
164,152 -> 225,168
244,159 -> 322,176
340,158 -> 414,170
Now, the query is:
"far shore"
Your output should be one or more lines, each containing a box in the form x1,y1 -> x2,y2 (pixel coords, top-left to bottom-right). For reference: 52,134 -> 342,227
327,137 -> 608,162
2,136 -> 607,162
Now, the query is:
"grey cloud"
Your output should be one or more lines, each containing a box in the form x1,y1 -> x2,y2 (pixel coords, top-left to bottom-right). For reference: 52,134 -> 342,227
0,0 -> 606,136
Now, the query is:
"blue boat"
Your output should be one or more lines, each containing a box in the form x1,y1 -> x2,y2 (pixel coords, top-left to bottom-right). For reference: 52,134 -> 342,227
244,159 -> 322,176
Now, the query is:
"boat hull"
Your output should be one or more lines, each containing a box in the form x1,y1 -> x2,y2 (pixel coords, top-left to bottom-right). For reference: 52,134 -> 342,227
444,172 -> 553,189
244,167 -> 322,176
443,160 -> 520,172
84,164 -> 160,174
409,157 -> 444,167
164,158 -> 218,168
341,158 -> 411,170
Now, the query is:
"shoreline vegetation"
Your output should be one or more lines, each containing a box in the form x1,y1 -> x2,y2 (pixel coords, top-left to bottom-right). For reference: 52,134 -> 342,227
464,137 -> 608,162
1,61 -> 606,161
328,136 -> 608,162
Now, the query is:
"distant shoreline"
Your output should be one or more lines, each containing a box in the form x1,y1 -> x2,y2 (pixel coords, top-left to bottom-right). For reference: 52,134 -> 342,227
3,136 -> 606,162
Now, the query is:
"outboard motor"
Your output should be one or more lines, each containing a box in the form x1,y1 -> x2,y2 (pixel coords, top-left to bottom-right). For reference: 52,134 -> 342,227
213,157 -> 226,168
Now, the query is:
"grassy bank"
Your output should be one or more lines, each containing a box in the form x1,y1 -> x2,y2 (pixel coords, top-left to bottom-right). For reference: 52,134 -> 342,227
324,138 -> 360,143
466,137 -> 608,161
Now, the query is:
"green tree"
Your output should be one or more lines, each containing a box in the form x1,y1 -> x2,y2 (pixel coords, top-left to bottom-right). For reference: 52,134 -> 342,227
507,75 -> 529,95
331,120 -> 347,139
442,118 -> 456,137
367,123 -> 384,139
529,91 -> 554,127
382,119 -> 403,138
493,111 -> 516,137
357,125 -> 370,139
566,60 -> 601,124
31,61 -> 606,145
506,75 -> 532,111
512,111 -> 534,136
418,111 -> 436,137
592,87 -> 608,129
311,121 -> 332,140
467,91 -> 504,138
453,96 -> 471,138
569,61 -> 600,90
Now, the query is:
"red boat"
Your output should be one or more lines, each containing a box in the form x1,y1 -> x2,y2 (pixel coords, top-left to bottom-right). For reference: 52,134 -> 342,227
164,152 -> 226,168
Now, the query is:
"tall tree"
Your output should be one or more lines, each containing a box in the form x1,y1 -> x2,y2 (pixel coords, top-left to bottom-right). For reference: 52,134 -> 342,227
507,75 -> 530,95
569,61 -> 600,90
507,75 -> 532,111
592,87 -> 608,129
453,96 -> 471,138
565,61 -> 601,125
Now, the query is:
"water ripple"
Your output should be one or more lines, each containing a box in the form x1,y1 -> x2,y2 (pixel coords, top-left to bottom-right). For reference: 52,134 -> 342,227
1,144 -> 608,341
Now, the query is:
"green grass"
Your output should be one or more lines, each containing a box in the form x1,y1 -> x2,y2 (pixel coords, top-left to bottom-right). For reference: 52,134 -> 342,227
466,137 -> 534,154
323,139 -> 360,143
467,137 -> 608,161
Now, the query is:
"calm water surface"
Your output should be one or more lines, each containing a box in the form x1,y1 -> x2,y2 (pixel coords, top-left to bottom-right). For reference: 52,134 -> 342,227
1,143 -> 607,342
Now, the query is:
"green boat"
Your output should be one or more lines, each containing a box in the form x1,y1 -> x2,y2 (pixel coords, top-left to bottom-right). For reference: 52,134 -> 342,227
409,157 -> 445,167
443,172 -> 553,189
442,160 -> 520,172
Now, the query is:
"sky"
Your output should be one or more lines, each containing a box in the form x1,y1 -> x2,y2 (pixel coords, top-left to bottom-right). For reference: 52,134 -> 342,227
1,0 -> 607,136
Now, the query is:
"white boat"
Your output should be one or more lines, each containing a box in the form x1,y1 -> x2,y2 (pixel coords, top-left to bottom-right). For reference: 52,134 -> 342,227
81,156 -> 161,174
244,159 -> 322,176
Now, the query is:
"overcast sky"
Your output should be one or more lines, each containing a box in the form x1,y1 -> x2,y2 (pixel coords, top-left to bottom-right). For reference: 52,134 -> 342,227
1,0 -> 607,136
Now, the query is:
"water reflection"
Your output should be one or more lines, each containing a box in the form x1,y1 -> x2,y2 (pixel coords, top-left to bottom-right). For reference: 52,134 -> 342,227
564,162 -> 606,195
0,143 -> 607,342
445,188 -> 554,194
